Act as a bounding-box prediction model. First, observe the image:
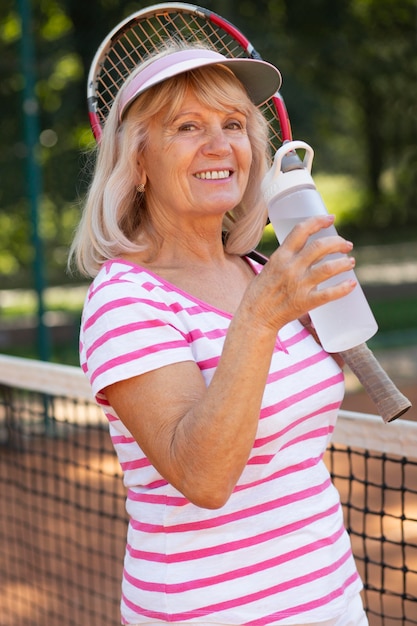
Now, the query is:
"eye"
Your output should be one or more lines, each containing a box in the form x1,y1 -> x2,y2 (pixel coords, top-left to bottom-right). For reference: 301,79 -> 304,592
178,122 -> 198,132
225,118 -> 246,131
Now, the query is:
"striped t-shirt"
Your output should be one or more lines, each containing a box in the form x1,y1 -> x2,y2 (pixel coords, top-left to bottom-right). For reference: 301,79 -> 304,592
80,258 -> 362,626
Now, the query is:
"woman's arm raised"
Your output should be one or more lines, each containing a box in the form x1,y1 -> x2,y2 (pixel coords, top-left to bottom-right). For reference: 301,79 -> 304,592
104,215 -> 356,508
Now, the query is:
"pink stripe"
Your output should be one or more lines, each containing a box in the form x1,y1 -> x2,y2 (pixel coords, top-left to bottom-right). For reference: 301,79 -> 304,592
129,477 -> 332,533
283,325 -> 310,347
255,401 -> 340,448
140,273 -> 237,320
248,424 -> 334,464
86,318 -> 166,360
86,305 -> 225,361
247,455 -> 275,465
198,356 -> 220,370
124,524 -> 345,593
261,373 -> 344,419
125,457 -> 321,505
235,456 -> 321,493
167,300 -> 208,316
121,457 -> 152,471
280,426 -> 334,451
129,478 -> 172,490
267,349 -> 328,384
186,326 -> 227,342
126,502 -> 340,563
89,339 -> 187,386
111,434 -> 135,444
127,489 -> 186,506
121,549 -> 357,621
85,288 -> 202,329
245,572 -> 360,626
96,396 -> 110,407
83,296 -> 148,330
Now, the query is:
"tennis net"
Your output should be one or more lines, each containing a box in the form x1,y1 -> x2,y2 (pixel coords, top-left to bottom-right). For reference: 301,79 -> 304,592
0,354 -> 416,626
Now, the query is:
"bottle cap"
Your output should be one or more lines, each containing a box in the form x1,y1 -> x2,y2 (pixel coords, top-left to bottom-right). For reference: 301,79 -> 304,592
261,140 -> 316,204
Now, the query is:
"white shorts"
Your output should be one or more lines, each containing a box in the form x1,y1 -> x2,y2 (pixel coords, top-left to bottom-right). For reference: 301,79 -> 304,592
133,591 -> 368,626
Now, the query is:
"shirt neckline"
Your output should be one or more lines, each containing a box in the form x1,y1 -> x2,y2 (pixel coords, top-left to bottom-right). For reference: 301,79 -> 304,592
102,256 -> 261,319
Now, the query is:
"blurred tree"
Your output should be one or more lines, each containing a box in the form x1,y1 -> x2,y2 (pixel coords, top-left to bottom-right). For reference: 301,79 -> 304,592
1,0 -> 85,287
0,0 -> 416,289
276,0 -> 417,231
215,0 -> 417,232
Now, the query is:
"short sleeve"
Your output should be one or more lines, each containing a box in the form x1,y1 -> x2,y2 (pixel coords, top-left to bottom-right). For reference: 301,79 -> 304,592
80,275 -> 195,397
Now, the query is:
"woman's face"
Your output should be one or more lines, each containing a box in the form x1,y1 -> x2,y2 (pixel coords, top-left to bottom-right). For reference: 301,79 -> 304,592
138,89 -> 253,227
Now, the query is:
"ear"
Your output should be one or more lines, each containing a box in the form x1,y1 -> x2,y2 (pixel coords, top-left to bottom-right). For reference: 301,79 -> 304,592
135,154 -> 147,188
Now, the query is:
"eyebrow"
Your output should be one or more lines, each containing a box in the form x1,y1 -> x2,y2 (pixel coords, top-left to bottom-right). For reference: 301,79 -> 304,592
171,107 -> 246,122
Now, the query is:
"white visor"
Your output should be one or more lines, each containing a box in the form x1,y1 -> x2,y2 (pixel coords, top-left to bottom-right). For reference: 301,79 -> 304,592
118,48 -> 282,119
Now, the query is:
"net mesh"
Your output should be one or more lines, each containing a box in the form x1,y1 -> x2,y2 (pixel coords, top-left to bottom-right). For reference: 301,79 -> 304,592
1,354 -> 416,626
326,445 -> 417,625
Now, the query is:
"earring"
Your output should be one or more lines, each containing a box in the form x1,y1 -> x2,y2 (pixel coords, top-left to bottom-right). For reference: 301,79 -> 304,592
136,183 -> 145,193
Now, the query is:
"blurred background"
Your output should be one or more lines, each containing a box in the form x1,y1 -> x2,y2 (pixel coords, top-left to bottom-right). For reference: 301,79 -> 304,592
0,0 -> 416,369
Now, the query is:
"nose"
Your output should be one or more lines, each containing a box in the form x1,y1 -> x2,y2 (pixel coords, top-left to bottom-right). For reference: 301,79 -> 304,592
202,126 -> 232,156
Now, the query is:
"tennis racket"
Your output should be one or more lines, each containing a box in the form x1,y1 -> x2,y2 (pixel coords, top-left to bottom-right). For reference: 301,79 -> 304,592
87,2 -> 291,145
86,2 -> 411,422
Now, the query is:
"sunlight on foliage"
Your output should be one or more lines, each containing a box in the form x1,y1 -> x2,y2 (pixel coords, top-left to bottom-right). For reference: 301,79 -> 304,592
39,53 -> 83,112
39,196 -> 58,239
0,12 -> 20,43
314,173 -> 364,223
49,53 -> 83,89
0,215 -> 20,275
73,125 -> 97,151
41,8 -> 72,41
0,253 -> 19,276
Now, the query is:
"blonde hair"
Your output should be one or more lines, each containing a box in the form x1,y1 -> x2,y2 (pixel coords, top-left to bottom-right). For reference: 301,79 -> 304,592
69,43 -> 271,277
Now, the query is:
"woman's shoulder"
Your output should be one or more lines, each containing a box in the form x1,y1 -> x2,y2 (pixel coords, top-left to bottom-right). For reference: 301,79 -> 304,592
89,258 -> 164,292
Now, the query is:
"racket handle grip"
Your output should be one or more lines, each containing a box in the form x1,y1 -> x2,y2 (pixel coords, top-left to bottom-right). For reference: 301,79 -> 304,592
339,343 -> 412,423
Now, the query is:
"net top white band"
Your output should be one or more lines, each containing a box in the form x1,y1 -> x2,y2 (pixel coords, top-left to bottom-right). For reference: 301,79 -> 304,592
118,48 -> 282,119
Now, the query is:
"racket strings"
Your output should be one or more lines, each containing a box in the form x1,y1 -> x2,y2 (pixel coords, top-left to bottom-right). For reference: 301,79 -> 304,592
95,12 -> 248,121
92,8 -> 284,149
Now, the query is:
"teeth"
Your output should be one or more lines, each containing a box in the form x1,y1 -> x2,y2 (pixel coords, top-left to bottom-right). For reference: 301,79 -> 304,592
195,170 -> 230,180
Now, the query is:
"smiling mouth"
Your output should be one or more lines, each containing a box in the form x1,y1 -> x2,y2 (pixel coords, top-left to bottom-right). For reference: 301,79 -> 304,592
194,170 -> 231,180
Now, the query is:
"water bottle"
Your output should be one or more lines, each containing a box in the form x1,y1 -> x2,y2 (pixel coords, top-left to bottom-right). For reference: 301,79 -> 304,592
261,140 -> 378,353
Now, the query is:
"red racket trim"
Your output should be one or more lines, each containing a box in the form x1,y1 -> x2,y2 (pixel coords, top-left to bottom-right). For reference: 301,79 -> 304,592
205,10 -> 253,52
88,108 -> 102,143
272,94 -> 292,142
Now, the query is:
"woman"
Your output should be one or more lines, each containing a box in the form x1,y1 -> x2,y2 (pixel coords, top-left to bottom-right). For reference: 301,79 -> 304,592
70,41 -> 368,626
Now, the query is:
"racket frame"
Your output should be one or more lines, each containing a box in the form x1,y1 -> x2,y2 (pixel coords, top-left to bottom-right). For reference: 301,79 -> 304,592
86,2 -> 291,143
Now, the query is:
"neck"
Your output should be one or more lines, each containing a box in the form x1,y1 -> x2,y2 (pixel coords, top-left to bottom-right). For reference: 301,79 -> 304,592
158,231 -> 228,268
151,211 -> 228,267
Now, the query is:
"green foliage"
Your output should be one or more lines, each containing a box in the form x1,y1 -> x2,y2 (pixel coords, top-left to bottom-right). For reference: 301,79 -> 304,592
1,0 -> 416,290
371,297 -> 417,337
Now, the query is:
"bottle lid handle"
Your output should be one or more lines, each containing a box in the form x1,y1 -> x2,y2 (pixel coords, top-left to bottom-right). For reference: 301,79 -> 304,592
275,140 -> 315,173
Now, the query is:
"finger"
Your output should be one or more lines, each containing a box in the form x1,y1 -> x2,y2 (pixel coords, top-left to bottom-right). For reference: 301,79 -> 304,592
279,214 -> 336,253
309,274 -> 357,309
310,253 -> 356,285
273,215 -> 354,269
